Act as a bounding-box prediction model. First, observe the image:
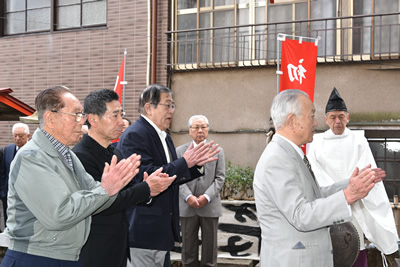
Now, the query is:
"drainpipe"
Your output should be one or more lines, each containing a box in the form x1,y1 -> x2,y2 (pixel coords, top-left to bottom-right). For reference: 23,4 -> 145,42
146,0 -> 151,86
151,0 -> 158,84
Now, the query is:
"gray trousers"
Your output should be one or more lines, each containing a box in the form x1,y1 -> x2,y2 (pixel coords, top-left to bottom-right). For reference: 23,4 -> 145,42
180,215 -> 219,267
127,248 -> 170,267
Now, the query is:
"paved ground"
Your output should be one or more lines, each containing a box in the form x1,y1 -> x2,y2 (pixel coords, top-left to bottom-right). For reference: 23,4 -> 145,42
0,202 -> 258,266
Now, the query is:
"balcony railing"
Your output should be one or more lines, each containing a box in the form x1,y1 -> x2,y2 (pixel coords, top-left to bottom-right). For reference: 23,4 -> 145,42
166,12 -> 400,71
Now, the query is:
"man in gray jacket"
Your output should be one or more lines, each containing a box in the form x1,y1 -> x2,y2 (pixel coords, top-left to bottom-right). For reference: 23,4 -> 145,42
1,86 -> 138,266
254,89 -> 383,267
176,115 -> 225,267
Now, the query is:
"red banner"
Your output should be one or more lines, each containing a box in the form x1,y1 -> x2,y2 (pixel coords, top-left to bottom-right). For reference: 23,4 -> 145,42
113,56 -> 125,104
280,39 -> 318,102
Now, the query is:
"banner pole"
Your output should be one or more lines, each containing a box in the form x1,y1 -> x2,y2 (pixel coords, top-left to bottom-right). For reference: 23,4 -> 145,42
276,33 -> 286,95
122,48 -> 127,112
277,34 -> 280,95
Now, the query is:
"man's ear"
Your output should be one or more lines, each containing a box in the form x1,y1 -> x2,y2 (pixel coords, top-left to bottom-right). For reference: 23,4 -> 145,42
287,113 -> 295,129
44,111 -> 55,129
87,114 -> 97,128
144,103 -> 152,116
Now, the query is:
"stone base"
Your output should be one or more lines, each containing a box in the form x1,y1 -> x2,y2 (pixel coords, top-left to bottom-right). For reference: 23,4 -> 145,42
172,258 -> 258,267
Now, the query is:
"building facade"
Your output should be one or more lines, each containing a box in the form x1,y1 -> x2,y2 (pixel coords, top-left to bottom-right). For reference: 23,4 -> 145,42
1,0 -> 400,198
0,0 -> 170,144
168,0 -> 400,199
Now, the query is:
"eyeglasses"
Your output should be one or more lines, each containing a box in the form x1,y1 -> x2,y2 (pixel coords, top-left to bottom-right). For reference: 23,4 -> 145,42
52,110 -> 88,122
190,125 -> 209,131
158,103 -> 176,111
107,110 -> 126,120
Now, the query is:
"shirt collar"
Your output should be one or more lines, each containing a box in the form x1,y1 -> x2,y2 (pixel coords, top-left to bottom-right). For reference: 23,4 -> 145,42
40,128 -> 73,170
141,114 -> 167,139
86,134 -> 115,156
276,133 -> 304,158
192,139 -> 207,148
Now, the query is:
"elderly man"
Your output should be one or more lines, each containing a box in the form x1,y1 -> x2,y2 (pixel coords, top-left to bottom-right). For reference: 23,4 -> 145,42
176,115 -> 225,267
254,89 -> 382,267
0,123 -> 31,227
307,88 -> 398,266
73,89 -> 175,267
1,86 -> 138,267
117,84 -> 219,267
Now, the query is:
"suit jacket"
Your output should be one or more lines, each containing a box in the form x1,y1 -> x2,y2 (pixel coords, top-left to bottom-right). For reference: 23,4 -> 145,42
0,143 -> 17,199
176,142 -> 225,218
253,135 -> 351,267
73,134 -> 151,267
117,116 -> 203,251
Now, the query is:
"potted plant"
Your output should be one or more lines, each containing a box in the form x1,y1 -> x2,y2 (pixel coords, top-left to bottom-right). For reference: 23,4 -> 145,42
222,161 -> 255,200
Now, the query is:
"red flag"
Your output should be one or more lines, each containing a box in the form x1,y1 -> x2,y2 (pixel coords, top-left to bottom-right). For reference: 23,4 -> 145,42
280,38 -> 318,102
113,56 -> 125,104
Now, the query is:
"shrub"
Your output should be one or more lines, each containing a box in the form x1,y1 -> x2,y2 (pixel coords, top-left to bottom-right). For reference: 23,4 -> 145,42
222,161 -> 255,200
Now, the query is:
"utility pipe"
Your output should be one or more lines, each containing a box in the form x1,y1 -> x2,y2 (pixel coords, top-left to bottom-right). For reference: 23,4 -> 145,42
151,0 -> 158,84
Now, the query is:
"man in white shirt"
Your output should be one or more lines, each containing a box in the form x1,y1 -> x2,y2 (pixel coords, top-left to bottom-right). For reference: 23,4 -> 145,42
307,87 -> 398,266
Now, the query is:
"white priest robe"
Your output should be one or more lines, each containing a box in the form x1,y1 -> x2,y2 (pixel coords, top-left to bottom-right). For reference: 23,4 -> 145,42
307,128 -> 398,254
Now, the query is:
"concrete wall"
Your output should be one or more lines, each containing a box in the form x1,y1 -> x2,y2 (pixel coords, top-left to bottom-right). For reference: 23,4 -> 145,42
170,62 -> 400,168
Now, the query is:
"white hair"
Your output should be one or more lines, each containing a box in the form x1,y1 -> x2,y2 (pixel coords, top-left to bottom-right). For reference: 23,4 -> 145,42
12,123 -> 30,134
271,90 -> 308,130
187,115 -> 209,128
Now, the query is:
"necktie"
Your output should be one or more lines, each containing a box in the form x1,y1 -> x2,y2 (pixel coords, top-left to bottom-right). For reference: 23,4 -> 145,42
303,155 -> 316,181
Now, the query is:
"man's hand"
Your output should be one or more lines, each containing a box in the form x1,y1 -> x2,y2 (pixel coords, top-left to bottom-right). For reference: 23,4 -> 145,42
101,154 -> 141,196
197,195 -> 209,208
143,167 -> 176,197
183,141 -> 220,168
372,168 -> 385,183
187,195 -> 199,208
343,164 -> 377,205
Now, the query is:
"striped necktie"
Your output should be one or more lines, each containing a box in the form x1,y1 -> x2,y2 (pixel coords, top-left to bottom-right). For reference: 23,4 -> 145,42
303,155 -> 316,181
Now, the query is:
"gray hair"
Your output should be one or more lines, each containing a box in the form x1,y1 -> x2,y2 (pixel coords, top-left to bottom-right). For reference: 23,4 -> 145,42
187,115 -> 209,128
138,84 -> 172,114
12,123 -> 30,134
271,89 -> 308,130
35,86 -> 71,127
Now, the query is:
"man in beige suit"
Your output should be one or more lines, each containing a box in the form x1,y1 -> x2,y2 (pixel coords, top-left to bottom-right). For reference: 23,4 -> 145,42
176,115 -> 225,267
253,89 -> 384,267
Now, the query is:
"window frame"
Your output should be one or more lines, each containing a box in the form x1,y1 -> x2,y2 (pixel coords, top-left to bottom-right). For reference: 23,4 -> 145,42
2,0 -> 107,37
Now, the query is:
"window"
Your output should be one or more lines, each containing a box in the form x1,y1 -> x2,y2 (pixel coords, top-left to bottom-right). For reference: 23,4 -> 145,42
3,0 -> 106,35
56,0 -> 107,30
171,0 -> 400,69
4,0 -> 51,34
352,0 -> 399,57
367,131 -> 400,201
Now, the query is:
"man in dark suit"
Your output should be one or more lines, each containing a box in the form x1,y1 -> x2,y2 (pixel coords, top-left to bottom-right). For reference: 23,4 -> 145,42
0,122 -> 30,227
117,84 -> 220,267
73,89 -> 176,267
253,89 -> 383,267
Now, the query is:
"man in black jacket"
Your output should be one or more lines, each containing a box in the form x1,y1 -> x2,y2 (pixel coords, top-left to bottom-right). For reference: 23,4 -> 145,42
73,89 -> 175,267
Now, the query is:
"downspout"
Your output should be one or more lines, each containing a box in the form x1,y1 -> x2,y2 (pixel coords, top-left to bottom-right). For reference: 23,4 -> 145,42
151,0 -> 158,84
146,0 -> 151,86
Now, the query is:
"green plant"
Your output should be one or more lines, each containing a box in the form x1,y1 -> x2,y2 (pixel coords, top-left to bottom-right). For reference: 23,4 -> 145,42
222,161 -> 255,200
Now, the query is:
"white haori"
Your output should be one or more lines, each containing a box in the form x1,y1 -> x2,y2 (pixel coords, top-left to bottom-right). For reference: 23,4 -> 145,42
308,128 -> 399,254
